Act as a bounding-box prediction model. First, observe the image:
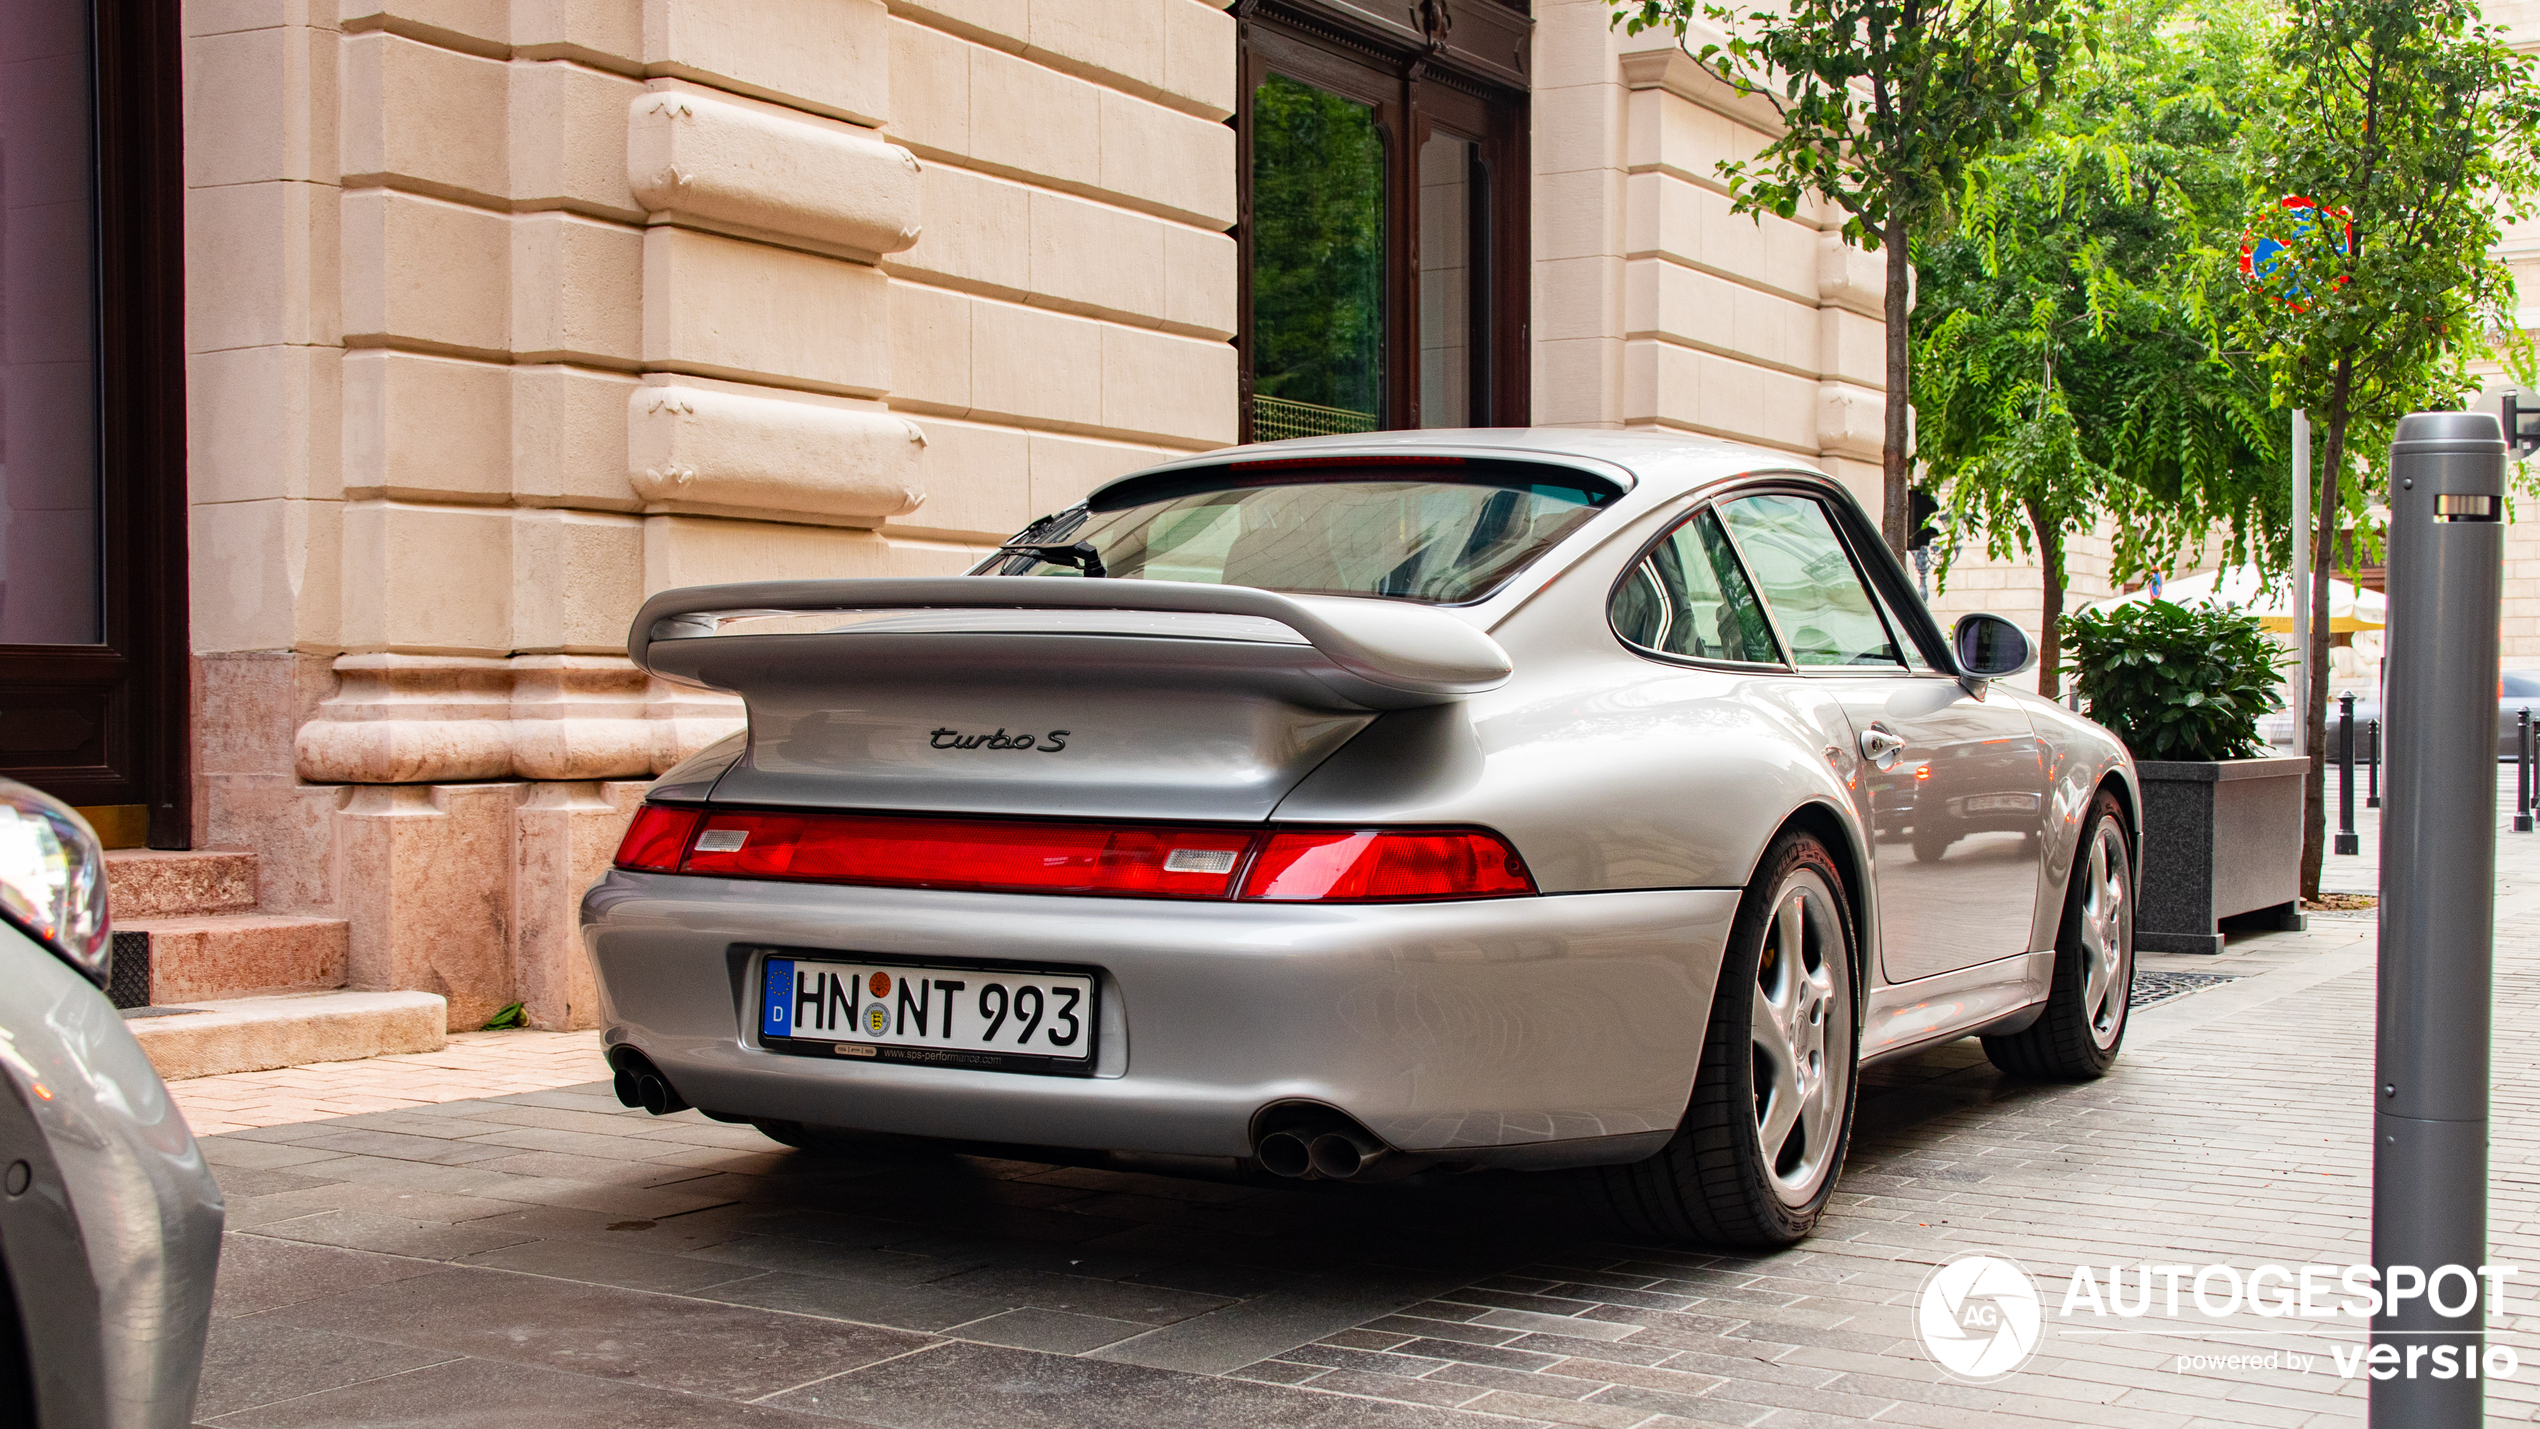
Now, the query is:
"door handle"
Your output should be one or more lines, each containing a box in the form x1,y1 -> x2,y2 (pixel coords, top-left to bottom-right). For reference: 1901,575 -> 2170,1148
1859,725 -> 1906,771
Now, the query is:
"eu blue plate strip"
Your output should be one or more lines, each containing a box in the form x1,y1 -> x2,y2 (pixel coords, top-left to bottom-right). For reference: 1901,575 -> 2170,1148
761,957 -> 795,1039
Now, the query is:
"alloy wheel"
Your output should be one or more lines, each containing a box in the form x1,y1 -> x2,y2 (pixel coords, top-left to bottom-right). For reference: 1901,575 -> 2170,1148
1751,869 -> 1852,1207
2078,821 -> 2132,1049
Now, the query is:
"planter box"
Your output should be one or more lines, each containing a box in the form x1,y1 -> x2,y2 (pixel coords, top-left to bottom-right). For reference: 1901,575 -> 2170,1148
2134,756 -> 2309,955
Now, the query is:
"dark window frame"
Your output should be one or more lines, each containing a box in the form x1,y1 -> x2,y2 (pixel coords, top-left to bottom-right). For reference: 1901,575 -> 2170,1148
0,0 -> 191,845
1235,1 -> 1531,440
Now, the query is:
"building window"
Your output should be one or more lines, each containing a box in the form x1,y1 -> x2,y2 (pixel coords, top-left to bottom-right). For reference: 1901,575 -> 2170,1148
1237,3 -> 1529,441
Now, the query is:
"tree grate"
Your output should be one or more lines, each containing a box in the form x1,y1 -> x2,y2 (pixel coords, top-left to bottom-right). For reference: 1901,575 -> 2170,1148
2130,968 -> 2239,1009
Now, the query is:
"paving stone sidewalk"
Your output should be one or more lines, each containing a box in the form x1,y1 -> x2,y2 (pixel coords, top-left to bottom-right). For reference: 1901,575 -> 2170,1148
187,776 -> 2538,1428
170,1030 -> 611,1136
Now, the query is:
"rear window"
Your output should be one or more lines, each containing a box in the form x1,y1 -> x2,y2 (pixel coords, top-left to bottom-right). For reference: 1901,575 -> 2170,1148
2506,671 -> 2540,698
979,460 -> 1619,605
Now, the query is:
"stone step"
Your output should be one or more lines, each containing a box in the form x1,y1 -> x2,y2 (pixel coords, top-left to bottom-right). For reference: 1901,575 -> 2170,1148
125,990 -> 448,1081
104,849 -> 258,919
116,914 -> 349,1004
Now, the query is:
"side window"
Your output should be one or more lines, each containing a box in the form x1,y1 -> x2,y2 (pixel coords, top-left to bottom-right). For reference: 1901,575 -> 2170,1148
1716,494 -> 1906,669
1610,509 -> 1781,664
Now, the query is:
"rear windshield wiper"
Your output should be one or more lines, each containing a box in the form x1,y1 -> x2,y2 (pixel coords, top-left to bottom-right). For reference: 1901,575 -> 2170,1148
997,540 -> 1108,578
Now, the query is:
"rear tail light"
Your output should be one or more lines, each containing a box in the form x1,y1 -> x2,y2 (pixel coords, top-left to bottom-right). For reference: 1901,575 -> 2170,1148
1240,830 -> 1536,901
678,812 -> 1255,898
612,806 -> 1534,902
615,804 -> 702,872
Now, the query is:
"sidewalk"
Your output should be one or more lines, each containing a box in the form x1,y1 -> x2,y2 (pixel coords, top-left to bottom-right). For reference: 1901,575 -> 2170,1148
169,1030 -> 608,1137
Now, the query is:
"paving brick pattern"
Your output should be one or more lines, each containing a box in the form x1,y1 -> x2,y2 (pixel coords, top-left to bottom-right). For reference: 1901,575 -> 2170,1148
188,776 -> 2540,1427
171,1030 -> 611,1136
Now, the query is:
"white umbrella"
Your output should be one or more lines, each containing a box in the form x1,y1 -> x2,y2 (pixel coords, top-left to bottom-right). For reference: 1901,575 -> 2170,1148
2084,566 -> 2385,632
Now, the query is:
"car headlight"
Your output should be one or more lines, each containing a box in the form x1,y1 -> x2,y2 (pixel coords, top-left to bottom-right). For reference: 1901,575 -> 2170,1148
0,779 -> 111,986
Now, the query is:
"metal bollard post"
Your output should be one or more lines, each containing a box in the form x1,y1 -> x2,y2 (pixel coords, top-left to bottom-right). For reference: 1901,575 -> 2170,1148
2336,692 -> 2360,855
2367,718 -> 2381,809
2371,412 -> 2505,1428
2518,709 -> 2533,834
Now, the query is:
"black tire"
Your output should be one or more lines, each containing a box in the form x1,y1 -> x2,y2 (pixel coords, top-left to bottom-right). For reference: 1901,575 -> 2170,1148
1593,831 -> 1862,1248
1983,789 -> 2133,1080
1911,831 -> 1952,864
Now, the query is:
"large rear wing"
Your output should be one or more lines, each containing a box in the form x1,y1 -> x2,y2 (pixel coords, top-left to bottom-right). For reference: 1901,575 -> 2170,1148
628,577 -> 1514,710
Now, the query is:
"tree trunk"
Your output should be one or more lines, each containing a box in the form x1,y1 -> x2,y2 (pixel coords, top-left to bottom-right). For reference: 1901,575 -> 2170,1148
1881,210 -> 1913,556
2298,357 -> 2354,902
2026,496 -> 2064,698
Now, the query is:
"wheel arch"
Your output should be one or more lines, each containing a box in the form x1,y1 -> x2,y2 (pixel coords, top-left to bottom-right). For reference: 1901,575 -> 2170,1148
1764,798 -> 1874,996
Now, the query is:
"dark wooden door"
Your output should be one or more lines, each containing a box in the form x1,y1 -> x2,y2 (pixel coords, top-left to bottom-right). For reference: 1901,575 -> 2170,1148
0,0 -> 189,847
1237,2 -> 1529,442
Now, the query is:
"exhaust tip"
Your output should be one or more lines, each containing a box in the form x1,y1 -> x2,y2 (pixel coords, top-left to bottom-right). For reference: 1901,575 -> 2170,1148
607,1049 -> 690,1116
1257,1130 -> 1313,1178
1308,1130 -> 1383,1180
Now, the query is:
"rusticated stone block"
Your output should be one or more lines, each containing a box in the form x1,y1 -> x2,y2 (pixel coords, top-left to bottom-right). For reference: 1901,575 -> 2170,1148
628,382 -> 925,523
644,0 -> 889,126
627,89 -> 922,256
641,227 -> 890,395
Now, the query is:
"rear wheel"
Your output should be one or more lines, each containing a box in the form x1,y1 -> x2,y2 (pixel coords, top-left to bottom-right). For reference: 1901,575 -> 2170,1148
1594,831 -> 1860,1247
1983,790 -> 2132,1080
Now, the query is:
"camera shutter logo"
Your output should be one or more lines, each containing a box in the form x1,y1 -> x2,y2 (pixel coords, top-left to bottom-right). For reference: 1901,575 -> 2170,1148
1916,1254 -> 2044,1382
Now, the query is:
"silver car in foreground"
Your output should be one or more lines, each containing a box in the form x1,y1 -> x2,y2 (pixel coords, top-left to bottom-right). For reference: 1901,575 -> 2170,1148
585,430 -> 2139,1247
0,780 -> 223,1426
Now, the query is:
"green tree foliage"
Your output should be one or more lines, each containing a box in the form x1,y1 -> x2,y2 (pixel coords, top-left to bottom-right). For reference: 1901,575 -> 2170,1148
2222,0 -> 2540,896
1612,0 -> 2089,556
2064,600 -> 2283,761
1248,75 -> 1387,421
1913,0 -> 2287,696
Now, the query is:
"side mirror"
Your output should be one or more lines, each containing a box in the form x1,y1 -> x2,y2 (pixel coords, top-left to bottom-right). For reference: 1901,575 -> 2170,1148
1953,613 -> 2036,680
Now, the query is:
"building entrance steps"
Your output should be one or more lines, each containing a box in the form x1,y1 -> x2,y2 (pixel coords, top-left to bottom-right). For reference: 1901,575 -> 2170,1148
103,848 -> 441,1080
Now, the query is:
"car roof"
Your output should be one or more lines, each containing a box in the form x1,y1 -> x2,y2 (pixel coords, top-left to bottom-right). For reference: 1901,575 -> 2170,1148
1083,428 -> 1823,509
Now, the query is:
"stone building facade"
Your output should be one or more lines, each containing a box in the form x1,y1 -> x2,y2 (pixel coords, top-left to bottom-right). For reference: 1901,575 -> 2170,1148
6,0 -> 1896,1048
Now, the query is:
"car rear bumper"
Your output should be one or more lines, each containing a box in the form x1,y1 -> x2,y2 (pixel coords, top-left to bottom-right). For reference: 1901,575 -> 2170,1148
581,872 -> 1743,1165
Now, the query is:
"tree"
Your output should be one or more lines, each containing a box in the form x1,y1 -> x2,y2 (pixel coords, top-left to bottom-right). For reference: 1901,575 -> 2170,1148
1914,0 -> 2288,695
2227,0 -> 2540,898
1614,0 -> 2091,555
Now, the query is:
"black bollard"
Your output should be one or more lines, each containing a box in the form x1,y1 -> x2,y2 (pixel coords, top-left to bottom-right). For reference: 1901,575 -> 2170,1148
2336,691 -> 2359,855
2371,411 -> 2504,1428
2367,717 -> 2381,809
2519,709 -> 2533,835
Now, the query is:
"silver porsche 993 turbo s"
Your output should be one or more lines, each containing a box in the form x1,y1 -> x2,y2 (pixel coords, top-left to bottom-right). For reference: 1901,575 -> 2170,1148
583,429 -> 2140,1247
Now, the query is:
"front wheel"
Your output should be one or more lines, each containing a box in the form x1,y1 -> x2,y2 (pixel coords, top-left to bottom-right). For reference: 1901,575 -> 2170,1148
1983,790 -> 2133,1079
1592,831 -> 1861,1247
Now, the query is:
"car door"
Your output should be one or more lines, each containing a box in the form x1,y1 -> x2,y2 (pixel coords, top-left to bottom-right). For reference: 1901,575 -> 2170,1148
1712,490 -> 2047,983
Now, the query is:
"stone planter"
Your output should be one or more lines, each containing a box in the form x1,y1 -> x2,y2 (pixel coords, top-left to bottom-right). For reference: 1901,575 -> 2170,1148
2134,756 -> 2310,954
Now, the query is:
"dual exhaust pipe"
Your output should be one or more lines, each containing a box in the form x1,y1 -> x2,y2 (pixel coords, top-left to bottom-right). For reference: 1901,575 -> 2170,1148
609,1048 -> 690,1117
1253,1112 -> 1397,1181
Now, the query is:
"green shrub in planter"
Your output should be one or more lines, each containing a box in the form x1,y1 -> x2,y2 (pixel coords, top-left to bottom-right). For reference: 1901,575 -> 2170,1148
2062,600 -> 2284,762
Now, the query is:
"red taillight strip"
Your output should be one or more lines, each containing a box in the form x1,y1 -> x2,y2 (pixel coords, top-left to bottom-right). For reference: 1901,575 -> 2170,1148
613,807 -> 1537,903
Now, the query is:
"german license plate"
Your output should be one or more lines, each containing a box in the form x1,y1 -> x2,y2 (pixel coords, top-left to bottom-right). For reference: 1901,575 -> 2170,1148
1962,793 -> 2039,813
758,955 -> 1096,1074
